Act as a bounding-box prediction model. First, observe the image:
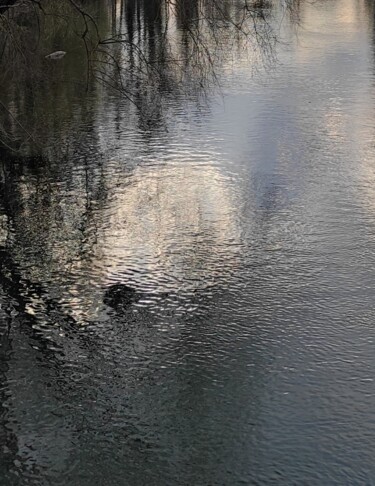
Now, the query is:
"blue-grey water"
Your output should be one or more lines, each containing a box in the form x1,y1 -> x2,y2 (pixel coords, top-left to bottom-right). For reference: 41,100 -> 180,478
1,0 -> 375,484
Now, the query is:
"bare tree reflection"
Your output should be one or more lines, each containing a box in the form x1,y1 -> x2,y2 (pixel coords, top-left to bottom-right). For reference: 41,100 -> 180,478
0,0 -> 303,152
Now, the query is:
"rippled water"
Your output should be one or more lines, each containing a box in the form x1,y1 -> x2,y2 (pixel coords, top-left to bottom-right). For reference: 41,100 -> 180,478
1,0 -> 375,484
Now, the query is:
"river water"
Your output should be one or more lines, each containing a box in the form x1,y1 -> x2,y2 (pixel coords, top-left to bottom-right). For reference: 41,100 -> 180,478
0,0 -> 375,484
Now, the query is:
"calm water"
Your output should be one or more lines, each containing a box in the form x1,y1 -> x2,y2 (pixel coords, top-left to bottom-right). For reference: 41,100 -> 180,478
1,0 -> 375,484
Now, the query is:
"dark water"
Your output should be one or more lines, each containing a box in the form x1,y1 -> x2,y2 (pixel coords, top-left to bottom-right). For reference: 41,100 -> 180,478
1,0 -> 375,484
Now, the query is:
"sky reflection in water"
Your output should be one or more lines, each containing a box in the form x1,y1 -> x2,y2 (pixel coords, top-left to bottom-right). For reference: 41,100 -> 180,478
0,0 -> 375,484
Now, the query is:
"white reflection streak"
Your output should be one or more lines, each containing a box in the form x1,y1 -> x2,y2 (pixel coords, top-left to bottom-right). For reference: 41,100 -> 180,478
66,160 -> 242,322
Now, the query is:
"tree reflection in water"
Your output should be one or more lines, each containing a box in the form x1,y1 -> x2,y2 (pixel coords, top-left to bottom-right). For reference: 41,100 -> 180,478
0,0 -> 299,153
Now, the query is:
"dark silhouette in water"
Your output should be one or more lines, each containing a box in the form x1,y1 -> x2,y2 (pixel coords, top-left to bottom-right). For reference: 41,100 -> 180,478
103,283 -> 142,311
103,283 -> 170,314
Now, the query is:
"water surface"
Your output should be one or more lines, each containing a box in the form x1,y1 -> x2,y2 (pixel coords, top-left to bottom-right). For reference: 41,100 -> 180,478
1,0 -> 375,484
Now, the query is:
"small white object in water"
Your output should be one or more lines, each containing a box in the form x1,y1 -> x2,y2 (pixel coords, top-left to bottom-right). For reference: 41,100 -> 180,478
45,51 -> 66,60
